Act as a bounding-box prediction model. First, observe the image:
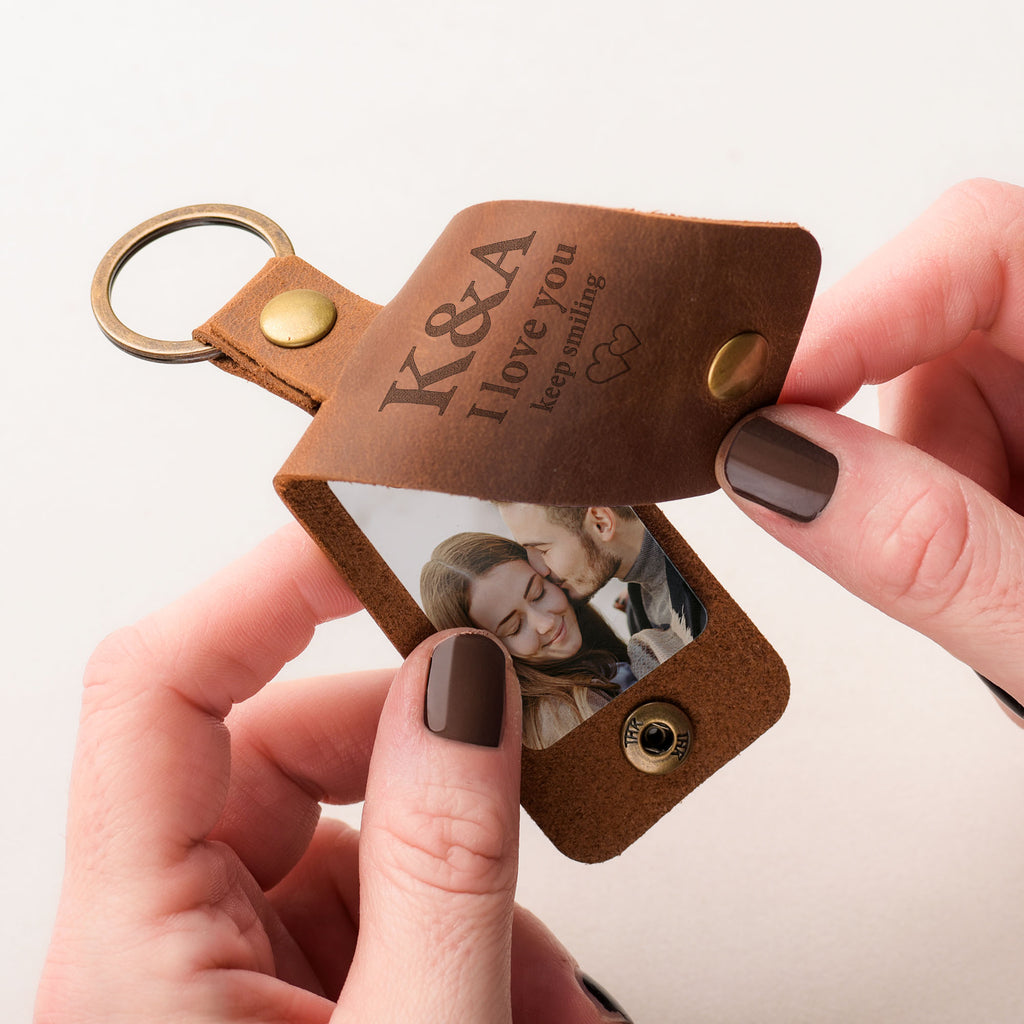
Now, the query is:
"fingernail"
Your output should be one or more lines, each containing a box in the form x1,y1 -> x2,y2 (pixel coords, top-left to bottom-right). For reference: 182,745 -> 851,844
579,974 -> 633,1022
723,416 -> 839,522
976,671 -> 1024,719
425,633 -> 506,746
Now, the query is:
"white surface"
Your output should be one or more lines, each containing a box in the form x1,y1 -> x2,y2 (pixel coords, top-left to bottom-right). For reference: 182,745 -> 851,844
4,1 -> 1024,1021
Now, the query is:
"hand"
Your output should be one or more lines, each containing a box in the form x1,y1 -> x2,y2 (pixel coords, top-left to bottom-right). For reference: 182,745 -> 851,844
35,525 -> 630,1023
716,178 -> 1024,711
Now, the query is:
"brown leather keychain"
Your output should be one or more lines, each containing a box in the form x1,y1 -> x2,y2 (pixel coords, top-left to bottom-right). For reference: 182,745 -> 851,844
92,201 -> 820,862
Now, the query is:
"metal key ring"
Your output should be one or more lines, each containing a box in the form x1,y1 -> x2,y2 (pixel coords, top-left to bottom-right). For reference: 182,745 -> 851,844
90,204 -> 294,363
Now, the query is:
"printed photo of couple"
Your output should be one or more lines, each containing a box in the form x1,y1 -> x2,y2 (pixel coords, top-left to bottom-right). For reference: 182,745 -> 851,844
328,485 -> 707,749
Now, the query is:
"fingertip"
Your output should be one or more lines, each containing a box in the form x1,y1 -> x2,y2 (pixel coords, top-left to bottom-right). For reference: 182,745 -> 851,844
424,632 -> 509,747
717,408 -> 1024,696
394,628 -> 521,751
362,626 -> 524,889
717,410 -> 839,523
258,522 -> 365,622
344,629 -> 524,1019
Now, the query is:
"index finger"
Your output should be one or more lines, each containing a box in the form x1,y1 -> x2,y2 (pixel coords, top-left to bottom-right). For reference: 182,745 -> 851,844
68,523 -> 362,879
783,178 -> 1024,409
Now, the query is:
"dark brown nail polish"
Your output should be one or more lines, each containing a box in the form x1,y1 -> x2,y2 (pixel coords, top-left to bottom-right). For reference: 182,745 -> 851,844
579,974 -> 633,1021
723,416 -> 838,522
425,633 -> 506,746
976,671 -> 1024,719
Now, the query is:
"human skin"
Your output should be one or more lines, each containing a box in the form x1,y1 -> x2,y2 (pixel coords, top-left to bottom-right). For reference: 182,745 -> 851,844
717,178 -> 1024,714
34,525 -> 630,1023
467,559 -> 584,664
499,506 -> 643,602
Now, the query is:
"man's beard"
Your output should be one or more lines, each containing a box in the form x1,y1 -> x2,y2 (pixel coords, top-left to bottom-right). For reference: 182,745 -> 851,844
573,529 -> 620,602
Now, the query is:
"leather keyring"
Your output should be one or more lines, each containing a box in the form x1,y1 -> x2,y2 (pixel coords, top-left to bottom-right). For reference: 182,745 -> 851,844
93,201 -> 821,861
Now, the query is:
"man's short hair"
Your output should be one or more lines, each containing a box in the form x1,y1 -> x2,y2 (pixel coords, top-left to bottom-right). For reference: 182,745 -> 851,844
541,504 -> 638,535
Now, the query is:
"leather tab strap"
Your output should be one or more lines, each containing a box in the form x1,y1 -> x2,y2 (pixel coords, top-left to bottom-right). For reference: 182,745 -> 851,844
195,254 -> 380,415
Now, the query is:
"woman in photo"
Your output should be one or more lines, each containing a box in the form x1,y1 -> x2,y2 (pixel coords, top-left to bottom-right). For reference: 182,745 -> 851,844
421,532 -> 634,749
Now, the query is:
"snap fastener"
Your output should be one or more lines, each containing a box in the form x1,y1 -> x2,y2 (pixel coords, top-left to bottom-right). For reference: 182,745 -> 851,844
621,701 -> 694,775
260,288 -> 337,348
707,332 -> 768,401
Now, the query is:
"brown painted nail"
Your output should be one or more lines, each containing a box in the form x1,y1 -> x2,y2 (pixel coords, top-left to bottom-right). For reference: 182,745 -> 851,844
723,416 -> 838,522
976,671 -> 1024,719
579,974 -> 633,1021
425,633 -> 506,746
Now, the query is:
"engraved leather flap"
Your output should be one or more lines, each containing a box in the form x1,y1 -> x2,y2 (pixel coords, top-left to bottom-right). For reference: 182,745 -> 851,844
276,201 -> 820,504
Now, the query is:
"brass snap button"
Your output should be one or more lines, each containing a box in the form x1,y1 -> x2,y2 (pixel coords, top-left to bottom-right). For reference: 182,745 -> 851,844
260,288 -> 337,348
621,701 -> 694,775
707,332 -> 769,401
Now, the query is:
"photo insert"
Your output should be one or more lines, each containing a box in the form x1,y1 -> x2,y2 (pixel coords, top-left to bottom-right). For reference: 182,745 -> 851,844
329,484 -> 707,750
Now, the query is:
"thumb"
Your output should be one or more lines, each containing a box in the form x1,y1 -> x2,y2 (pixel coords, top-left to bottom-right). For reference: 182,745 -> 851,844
336,629 -> 522,1024
716,407 -> 1024,707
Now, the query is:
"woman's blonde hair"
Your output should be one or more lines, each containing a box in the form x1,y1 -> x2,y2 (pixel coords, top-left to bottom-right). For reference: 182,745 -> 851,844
420,532 -> 625,747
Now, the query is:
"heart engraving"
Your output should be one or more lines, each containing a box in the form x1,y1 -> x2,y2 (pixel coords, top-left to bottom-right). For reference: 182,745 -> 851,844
585,323 -> 641,384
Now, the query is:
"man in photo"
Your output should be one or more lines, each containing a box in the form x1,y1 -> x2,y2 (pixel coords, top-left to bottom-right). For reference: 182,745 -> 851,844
498,504 -> 707,676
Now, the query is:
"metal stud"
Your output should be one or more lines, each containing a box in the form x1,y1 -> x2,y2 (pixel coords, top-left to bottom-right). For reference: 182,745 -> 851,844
260,289 -> 337,348
708,332 -> 769,401
620,701 -> 694,775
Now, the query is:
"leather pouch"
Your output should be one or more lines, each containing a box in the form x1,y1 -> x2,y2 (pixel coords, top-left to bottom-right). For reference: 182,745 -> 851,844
97,200 -> 820,861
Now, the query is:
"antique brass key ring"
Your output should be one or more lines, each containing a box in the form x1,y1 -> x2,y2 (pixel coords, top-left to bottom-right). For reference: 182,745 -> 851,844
90,203 -> 293,363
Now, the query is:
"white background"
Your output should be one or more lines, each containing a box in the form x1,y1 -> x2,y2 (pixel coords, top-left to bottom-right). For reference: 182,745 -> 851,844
4,1 -> 1024,1020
